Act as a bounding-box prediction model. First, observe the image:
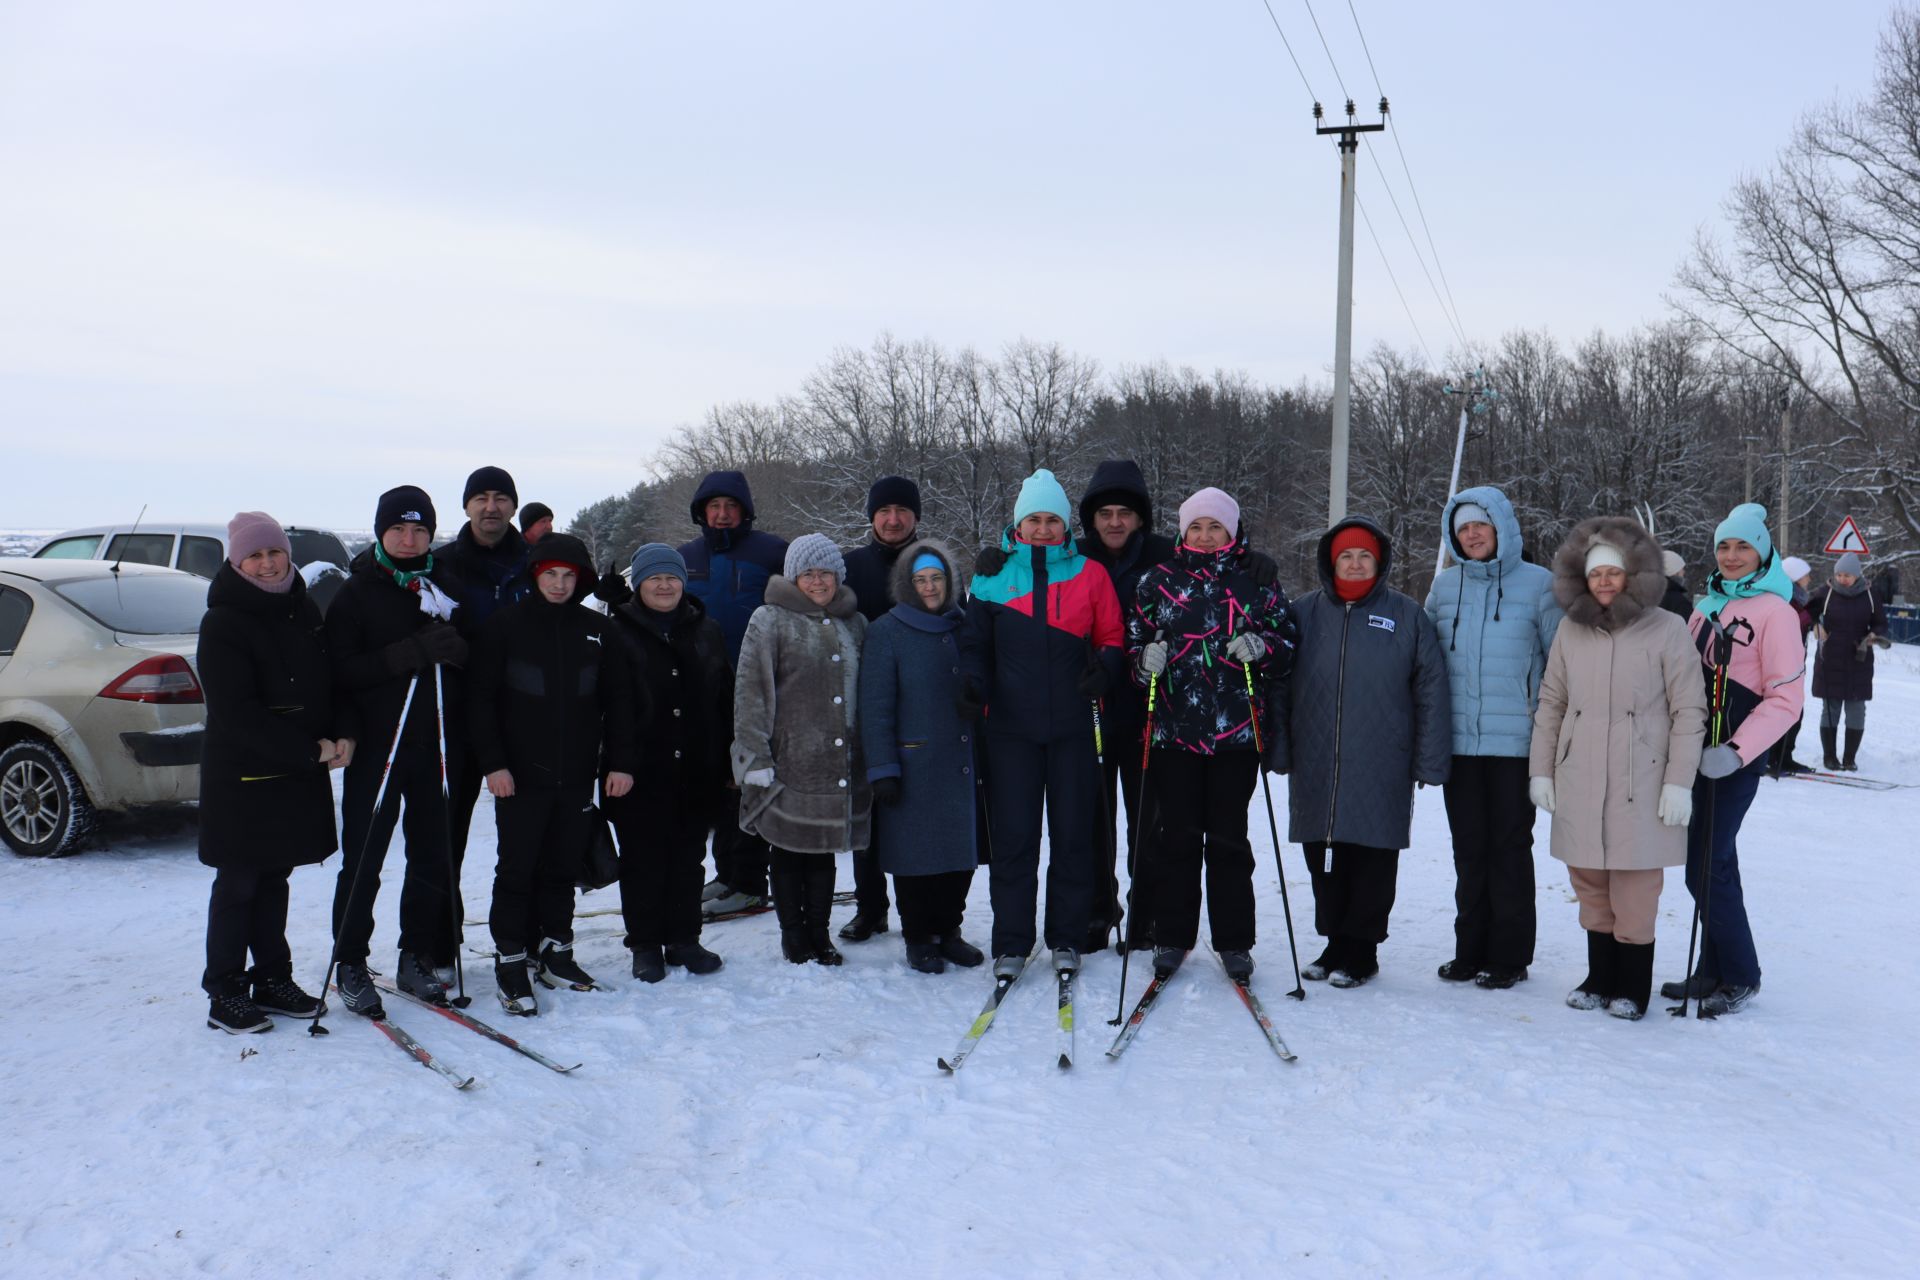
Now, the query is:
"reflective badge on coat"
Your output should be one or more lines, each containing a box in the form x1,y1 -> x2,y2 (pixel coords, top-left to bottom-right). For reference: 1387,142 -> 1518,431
1368,615 -> 1396,633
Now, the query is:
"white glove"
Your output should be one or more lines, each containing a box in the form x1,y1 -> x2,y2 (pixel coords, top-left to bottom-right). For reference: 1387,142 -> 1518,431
1656,783 -> 1693,828
742,767 -> 776,788
1226,633 -> 1266,663
1141,642 -> 1169,675
1528,776 -> 1555,813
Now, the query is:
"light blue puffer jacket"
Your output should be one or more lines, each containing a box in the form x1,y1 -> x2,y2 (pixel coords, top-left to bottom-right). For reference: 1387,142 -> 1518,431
1424,485 -> 1563,758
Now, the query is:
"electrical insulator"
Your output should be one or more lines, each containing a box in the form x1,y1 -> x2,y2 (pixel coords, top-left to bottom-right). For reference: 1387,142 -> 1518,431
1344,98 -> 1355,117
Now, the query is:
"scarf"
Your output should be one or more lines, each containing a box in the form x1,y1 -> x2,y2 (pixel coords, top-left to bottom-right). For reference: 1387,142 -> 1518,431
374,542 -> 435,590
1697,550 -> 1792,621
1334,574 -> 1376,603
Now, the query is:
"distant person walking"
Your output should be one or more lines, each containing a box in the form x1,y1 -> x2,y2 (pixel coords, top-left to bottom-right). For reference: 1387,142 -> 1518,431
1812,551 -> 1891,771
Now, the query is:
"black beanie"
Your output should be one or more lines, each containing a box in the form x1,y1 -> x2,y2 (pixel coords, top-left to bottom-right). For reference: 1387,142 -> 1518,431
519,501 -> 554,531
375,485 -> 437,540
463,465 -> 518,506
866,475 -> 922,520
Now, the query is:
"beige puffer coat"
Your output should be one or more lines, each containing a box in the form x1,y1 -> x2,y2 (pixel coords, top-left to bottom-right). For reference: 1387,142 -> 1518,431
1528,516 -> 1707,870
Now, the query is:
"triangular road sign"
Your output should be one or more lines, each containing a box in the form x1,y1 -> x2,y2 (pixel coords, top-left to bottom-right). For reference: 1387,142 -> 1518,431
1825,516 -> 1870,555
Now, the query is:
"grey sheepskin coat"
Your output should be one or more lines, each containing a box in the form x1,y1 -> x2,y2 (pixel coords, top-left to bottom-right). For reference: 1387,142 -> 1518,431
731,575 -> 872,853
1529,516 -> 1706,871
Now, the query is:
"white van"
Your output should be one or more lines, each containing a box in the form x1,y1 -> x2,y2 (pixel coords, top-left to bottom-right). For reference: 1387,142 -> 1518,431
35,523 -> 353,611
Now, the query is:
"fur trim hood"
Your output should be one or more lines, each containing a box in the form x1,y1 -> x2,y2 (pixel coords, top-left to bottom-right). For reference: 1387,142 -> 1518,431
887,538 -> 961,613
1552,515 -> 1668,631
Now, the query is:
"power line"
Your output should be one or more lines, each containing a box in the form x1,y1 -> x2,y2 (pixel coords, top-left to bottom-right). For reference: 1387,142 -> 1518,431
1258,0 -> 1320,103
1362,139 -> 1468,348
1299,0 -> 1351,103
1357,196 -> 1438,370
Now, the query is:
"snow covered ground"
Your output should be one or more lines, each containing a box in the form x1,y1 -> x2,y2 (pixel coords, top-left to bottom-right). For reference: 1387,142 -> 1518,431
7,657 -> 1920,1278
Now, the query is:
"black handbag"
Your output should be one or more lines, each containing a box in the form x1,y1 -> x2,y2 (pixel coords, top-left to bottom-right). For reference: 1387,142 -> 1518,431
577,805 -> 621,892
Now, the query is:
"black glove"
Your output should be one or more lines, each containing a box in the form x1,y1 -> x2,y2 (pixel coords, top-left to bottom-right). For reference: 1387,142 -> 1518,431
954,677 -> 987,722
1077,650 -> 1110,700
974,545 -> 1008,577
410,621 -> 469,669
594,562 -> 633,606
871,776 -> 902,805
1247,551 -> 1280,589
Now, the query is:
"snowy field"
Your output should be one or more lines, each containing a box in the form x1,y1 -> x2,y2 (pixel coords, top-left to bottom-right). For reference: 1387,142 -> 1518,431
6,657 -> 1920,1278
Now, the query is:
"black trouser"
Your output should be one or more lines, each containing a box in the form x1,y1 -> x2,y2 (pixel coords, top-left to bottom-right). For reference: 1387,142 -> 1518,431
1094,741 -> 1145,931
984,730 -> 1099,957
895,869 -> 975,944
850,847 -> 892,921
333,743 -> 452,964
489,782 -> 595,952
1301,842 -> 1400,951
713,790 -> 770,898
1769,715 -> 1806,769
613,806 -> 710,948
1136,749 -> 1259,951
203,865 -> 294,992
1441,755 -> 1537,969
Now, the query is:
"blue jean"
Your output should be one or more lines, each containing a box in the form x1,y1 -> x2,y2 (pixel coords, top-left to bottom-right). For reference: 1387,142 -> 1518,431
1685,766 -> 1763,987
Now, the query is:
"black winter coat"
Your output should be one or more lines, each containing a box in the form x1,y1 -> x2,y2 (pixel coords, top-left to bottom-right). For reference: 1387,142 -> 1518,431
844,536 -> 910,623
325,549 -> 467,753
1265,517 -> 1451,850
1084,530 -> 1176,739
1812,582 -> 1889,702
436,522 -> 534,640
468,591 -> 639,789
606,595 -> 733,819
196,566 -> 339,870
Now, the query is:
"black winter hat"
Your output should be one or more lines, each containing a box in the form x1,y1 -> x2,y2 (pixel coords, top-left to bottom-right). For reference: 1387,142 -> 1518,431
463,465 -> 518,506
374,485 -> 437,540
1079,458 -> 1153,532
519,501 -> 554,532
866,475 -> 922,520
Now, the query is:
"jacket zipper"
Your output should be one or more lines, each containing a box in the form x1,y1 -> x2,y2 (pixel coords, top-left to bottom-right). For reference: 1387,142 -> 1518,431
1325,602 -> 1354,856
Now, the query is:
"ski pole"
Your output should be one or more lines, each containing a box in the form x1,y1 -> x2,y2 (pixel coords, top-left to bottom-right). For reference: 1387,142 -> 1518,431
1243,660 -> 1306,1000
432,664 -> 471,1009
309,671 -> 420,1036
1110,637 -> 1162,1027
1089,695 -> 1120,954
1672,631 -> 1731,1019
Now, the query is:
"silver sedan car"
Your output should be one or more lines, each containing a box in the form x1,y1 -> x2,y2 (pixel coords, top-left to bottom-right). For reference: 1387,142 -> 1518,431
0,559 -> 208,856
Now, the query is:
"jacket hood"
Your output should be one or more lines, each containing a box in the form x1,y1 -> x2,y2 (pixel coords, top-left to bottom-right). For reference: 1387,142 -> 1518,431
887,538 -> 962,614
206,560 -> 310,614
1315,515 -> 1394,597
1444,484 -> 1524,573
526,532 -> 596,605
1551,516 -> 1667,631
689,470 -> 758,528
1079,458 -> 1153,532
764,574 -> 859,619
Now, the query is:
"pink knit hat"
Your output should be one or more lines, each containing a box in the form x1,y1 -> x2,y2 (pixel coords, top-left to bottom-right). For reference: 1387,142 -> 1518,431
1177,487 -> 1240,541
226,512 -> 291,569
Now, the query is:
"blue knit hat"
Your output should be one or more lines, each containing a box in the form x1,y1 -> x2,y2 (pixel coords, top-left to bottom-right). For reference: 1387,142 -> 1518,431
1013,469 -> 1072,526
1713,502 -> 1774,561
629,542 -> 686,585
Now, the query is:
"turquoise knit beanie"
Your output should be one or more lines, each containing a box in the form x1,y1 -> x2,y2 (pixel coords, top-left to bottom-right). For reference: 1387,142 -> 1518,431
1013,469 -> 1072,526
1713,502 -> 1773,560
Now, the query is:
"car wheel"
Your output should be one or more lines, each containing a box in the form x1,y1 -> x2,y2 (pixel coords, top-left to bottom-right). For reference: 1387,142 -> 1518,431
0,739 -> 96,857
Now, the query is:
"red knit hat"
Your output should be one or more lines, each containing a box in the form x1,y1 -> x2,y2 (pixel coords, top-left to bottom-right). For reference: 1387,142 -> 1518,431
531,559 -> 577,581
1329,525 -> 1381,562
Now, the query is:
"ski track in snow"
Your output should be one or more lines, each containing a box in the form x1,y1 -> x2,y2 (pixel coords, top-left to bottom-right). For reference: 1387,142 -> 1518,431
7,654 -> 1920,1277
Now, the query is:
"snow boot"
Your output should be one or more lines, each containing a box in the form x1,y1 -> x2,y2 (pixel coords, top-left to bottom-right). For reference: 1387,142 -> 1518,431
1566,931 -> 1614,1011
1152,945 -> 1185,978
939,933 -> 985,968
805,865 -> 843,966
395,949 -> 448,1005
630,943 -> 667,984
1219,949 -> 1255,981
1820,725 -> 1841,771
906,940 -> 947,974
705,888 -> 765,916
1051,947 -> 1081,976
495,950 -> 536,1016
664,941 -> 723,975
838,912 -> 890,943
1606,941 -> 1654,1020
772,868 -> 812,962
1328,941 -> 1378,989
701,878 -> 732,904
1303,943 -> 1337,982
207,978 -> 272,1034
1474,963 -> 1528,990
1436,958 -> 1480,982
334,961 -> 385,1018
1842,728 -> 1863,771
251,970 -> 325,1019
536,939 -> 597,990
1700,982 -> 1759,1017
1659,971 -> 1717,1002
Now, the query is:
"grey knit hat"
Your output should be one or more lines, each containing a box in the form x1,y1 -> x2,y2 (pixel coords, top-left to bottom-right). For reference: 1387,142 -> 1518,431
1836,551 -> 1864,578
629,542 -> 686,585
784,533 -> 846,579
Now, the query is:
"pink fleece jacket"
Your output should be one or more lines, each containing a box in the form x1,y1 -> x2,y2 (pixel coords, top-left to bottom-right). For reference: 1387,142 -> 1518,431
1688,593 -> 1806,764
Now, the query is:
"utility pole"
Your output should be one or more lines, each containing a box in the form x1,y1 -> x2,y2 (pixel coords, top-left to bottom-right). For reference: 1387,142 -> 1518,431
1435,368 -> 1499,581
1317,97 -> 1388,526
1778,387 -> 1791,555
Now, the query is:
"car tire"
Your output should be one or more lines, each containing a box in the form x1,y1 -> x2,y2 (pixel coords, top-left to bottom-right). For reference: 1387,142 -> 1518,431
0,739 -> 96,857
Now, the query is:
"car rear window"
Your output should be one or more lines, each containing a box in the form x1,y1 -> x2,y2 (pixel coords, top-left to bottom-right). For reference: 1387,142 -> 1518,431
52,574 -> 209,635
36,535 -> 103,559
288,529 -> 349,569
105,533 -> 176,568
178,536 -> 225,579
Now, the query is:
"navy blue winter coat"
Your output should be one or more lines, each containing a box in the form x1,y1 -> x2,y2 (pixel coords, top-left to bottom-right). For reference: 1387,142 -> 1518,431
675,470 -> 790,665
857,541 -> 980,876
436,522 -> 534,640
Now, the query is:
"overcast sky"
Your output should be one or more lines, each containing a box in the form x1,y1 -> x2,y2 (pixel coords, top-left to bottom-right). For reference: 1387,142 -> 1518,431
0,1 -> 1895,532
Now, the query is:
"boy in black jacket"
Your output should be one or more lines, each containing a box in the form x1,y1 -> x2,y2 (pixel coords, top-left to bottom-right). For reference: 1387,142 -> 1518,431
469,533 -> 637,1014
